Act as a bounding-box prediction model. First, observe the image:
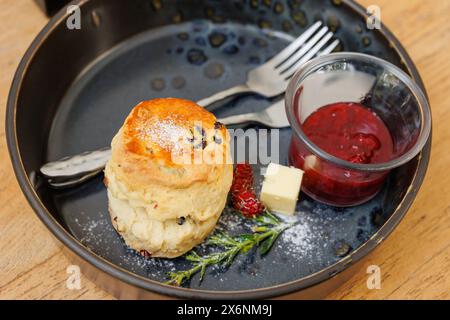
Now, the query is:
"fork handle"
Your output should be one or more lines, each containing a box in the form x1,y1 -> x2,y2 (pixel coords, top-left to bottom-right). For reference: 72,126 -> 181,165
196,84 -> 251,107
218,113 -> 258,126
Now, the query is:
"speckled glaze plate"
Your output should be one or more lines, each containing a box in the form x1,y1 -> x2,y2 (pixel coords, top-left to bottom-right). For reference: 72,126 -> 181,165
7,0 -> 431,299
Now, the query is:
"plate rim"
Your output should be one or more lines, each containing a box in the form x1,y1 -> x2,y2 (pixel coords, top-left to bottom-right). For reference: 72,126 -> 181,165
6,0 -> 432,299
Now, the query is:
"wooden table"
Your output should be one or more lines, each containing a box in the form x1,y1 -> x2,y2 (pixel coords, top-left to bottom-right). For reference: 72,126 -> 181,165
1,0 -> 449,300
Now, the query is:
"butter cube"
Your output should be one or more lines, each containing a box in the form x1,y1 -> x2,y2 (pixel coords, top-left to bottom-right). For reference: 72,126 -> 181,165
260,163 -> 304,215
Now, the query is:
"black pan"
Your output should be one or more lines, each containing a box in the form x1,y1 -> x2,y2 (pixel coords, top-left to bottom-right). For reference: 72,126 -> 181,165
6,0 -> 431,299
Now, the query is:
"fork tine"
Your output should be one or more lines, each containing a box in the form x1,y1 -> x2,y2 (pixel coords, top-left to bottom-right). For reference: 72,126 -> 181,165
281,38 -> 339,81
318,39 -> 340,56
283,32 -> 334,79
266,21 -> 322,67
277,26 -> 329,74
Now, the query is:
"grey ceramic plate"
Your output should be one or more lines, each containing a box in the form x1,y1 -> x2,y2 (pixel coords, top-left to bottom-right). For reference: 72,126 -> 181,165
6,0 -> 431,299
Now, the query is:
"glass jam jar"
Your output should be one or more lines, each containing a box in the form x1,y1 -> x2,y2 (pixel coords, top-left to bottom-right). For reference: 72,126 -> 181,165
285,53 -> 431,206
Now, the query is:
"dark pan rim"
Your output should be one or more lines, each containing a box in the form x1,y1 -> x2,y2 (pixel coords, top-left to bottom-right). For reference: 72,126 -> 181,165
6,0 -> 432,299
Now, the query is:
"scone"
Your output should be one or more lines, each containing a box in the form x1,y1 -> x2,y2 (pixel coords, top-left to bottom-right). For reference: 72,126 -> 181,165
104,98 -> 233,258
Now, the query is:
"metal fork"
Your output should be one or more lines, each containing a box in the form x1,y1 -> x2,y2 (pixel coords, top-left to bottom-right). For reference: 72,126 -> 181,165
219,99 -> 288,128
197,21 -> 339,107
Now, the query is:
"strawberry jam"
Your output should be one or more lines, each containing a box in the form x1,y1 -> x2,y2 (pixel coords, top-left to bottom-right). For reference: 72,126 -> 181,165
289,102 -> 394,206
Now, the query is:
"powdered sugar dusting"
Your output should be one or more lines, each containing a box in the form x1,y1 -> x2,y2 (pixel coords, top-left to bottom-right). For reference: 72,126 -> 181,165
278,216 -> 314,259
138,117 -> 189,154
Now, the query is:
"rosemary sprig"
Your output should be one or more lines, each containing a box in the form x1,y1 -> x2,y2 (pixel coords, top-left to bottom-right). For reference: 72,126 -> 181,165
165,211 -> 293,286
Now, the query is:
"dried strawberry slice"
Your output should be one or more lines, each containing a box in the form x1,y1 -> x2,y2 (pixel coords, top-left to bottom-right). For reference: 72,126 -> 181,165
230,164 -> 264,217
232,191 -> 265,217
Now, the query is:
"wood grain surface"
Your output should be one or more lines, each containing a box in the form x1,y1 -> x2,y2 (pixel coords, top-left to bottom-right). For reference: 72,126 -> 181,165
1,0 -> 449,300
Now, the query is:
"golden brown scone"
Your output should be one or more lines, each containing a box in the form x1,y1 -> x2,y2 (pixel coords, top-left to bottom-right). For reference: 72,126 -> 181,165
104,98 -> 233,258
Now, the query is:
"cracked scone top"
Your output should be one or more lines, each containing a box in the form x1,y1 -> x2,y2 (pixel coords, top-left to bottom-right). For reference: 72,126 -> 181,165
104,98 -> 233,258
